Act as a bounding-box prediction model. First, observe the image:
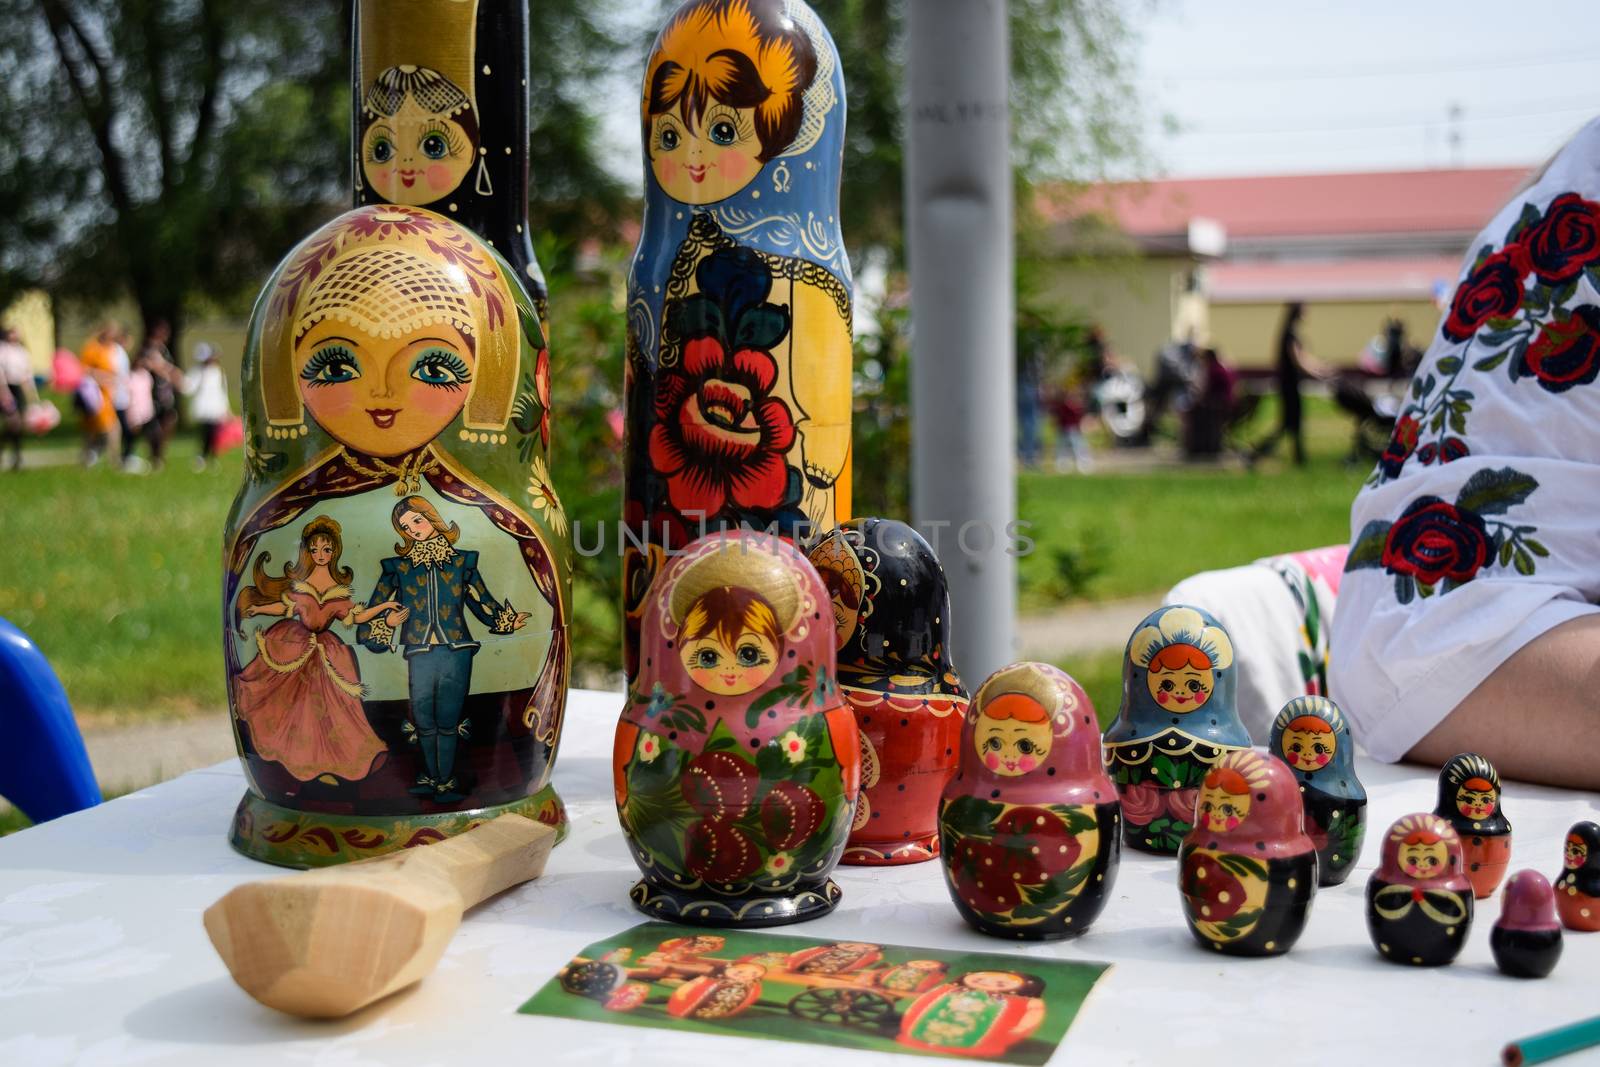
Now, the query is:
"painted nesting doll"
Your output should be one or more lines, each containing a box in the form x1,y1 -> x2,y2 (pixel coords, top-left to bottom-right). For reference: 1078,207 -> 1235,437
1554,821 -> 1600,931
1434,752 -> 1512,898
1492,870 -> 1563,978
1270,695 -> 1366,886
807,519 -> 968,865
223,205 -> 570,867
938,663 -> 1121,940
1178,750 -> 1316,956
622,0 -> 853,678
353,0 -> 550,327
613,530 -> 860,926
1103,604 -> 1250,855
1365,813 -> 1475,966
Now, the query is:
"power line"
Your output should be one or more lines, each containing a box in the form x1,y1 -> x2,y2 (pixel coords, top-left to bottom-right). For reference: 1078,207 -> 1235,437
1139,47 -> 1595,83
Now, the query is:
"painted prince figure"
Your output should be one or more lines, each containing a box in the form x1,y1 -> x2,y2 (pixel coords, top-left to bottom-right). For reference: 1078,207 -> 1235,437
360,495 -> 530,802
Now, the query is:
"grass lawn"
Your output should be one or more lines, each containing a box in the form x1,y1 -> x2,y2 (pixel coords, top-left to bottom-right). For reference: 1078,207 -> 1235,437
1018,395 -> 1368,610
1,395 -> 1374,721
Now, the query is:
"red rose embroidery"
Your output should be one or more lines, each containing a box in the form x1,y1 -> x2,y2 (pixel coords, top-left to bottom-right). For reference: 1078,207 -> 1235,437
1521,193 -> 1600,284
1118,780 -> 1165,827
1377,412 -> 1422,479
1440,245 -> 1530,341
1380,496 -> 1490,587
1520,306 -> 1600,393
648,337 -> 797,518
1165,787 -> 1200,824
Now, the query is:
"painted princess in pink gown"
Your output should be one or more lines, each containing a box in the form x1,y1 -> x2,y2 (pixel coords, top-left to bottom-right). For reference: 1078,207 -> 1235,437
233,516 -> 397,783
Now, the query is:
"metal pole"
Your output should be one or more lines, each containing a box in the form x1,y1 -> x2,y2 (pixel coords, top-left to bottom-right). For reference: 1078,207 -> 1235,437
906,0 -> 1016,683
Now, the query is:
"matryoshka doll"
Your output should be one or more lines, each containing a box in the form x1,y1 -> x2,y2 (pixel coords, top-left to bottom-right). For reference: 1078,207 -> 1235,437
1103,605 -> 1250,855
808,518 -> 968,865
938,662 -> 1120,940
621,0 -> 854,678
1491,870 -> 1564,978
1270,695 -> 1366,886
1365,813 -> 1475,966
666,962 -> 766,1020
223,205 -> 570,867
1434,752 -> 1512,898
896,970 -> 1047,1060
1554,821 -> 1600,931
613,530 -> 859,926
1178,750 -> 1316,957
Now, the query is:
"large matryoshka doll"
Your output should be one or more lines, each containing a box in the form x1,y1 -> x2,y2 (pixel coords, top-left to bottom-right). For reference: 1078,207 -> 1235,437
1103,604 -> 1250,855
223,205 -> 571,867
1270,695 -> 1366,886
1178,750 -> 1316,957
1365,813 -> 1474,966
808,518 -> 968,865
622,0 -> 853,678
613,531 -> 860,926
1434,751 -> 1512,899
353,0 -> 550,328
1554,821 -> 1600,931
938,663 -> 1120,940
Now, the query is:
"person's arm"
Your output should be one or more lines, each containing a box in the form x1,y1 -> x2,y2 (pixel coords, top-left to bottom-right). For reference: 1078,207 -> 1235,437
1407,614 -> 1600,789
464,563 -> 529,633
358,566 -> 403,652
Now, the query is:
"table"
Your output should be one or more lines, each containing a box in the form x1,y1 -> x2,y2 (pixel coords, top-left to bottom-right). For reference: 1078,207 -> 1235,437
1,688 -> 1596,1065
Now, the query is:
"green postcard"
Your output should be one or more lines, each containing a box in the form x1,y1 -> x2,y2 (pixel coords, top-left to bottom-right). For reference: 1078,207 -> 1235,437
519,922 -> 1111,1063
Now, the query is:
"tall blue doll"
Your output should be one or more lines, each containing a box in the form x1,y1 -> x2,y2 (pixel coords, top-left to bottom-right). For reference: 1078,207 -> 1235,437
1271,695 -> 1367,886
622,0 -> 853,677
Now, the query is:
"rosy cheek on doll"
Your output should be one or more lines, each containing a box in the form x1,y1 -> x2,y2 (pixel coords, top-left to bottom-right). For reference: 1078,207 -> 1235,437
1226,816 -> 1240,830
1017,756 -> 1037,772
718,149 -> 754,184
1156,691 -> 1168,705
426,164 -> 452,191
1316,753 -> 1330,766
984,754 -> 999,770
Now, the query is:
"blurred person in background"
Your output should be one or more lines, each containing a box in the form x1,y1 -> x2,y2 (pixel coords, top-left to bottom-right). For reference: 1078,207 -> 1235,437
142,320 -> 183,458
78,324 -> 121,466
1250,302 -> 1328,466
1050,380 -> 1092,473
108,324 -> 133,451
184,342 -> 229,470
0,326 -> 39,471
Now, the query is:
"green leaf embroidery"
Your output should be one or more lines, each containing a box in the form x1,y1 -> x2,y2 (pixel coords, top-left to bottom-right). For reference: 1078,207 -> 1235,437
1455,467 -> 1539,515
1346,520 -> 1391,570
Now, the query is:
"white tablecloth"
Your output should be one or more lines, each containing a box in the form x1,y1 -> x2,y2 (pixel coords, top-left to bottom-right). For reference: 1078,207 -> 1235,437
1,688 -> 1596,1066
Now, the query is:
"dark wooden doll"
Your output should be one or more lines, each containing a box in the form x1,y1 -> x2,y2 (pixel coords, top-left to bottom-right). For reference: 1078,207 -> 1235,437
613,530 -> 860,926
808,519 -> 968,865
621,0 -> 853,678
939,662 -> 1120,940
1434,752 -> 1512,899
1366,813 -> 1475,966
1554,820 -> 1600,931
1103,605 -> 1250,855
1270,695 -> 1366,886
1178,750 -> 1317,956
1492,870 -> 1563,978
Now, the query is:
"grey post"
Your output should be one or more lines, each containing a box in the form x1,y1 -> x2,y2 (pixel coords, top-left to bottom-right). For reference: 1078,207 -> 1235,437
905,0 -> 1016,681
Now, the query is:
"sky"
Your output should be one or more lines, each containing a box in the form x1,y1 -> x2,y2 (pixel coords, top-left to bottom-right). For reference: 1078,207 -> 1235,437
1134,0 -> 1600,177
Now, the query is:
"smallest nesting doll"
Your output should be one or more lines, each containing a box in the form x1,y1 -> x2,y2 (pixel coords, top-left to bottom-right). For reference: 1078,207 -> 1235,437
1178,750 -> 1316,956
1271,695 -> 1367,886
808,518 -> 968,866
1434,752 -> 1512,898
1491,870 -> 1563,978
1554,820 -> 1600,931
1103,604 -> 1251,855
1366,813 -> 1474,966
938,662 -> 1120,940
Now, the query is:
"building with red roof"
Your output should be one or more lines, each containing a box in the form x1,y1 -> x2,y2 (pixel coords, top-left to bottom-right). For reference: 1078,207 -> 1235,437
1037,166 -> 1532,369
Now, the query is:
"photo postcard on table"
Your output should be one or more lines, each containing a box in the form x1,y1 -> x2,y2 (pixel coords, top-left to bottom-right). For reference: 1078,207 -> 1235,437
518,921 -> 1111,1064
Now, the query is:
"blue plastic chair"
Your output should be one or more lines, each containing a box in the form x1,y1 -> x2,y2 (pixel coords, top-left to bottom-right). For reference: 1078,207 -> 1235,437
0,617 -> 100,823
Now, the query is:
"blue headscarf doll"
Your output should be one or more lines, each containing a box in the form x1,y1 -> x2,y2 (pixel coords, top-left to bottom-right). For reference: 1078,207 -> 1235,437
1271,694 -> 1367,885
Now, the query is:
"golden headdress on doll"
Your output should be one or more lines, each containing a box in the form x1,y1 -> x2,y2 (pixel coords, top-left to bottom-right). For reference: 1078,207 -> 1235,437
256,205 -> 519,437
358,0 -> 477,117
666,536 -> 806,635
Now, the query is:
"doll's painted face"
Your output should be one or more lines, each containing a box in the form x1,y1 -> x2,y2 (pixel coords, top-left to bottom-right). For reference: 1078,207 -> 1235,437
1565,836 -> 1587,870
1455,783 -> 1497,821
721,963 -> 765,984
649,106 -> 765,205
1400,839 -> 1449,879
396,510 -> 438,543
681,629 -> 778,696
308,535 -> 335,567
363,94 -> 476,206
1281,727 -> 1335,770
1197,781 -> 1252,833
974,708 -> 1053,777
1147,663 -> 1213,710
962,971 -> 1025,994
295,319 -> 474,458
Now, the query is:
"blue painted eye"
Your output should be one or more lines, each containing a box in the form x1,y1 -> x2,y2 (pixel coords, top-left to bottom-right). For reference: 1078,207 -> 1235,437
369,137 -> 394,163
300,346 -> 361,386
410,348 -> 471,387
421,133 -> 448,159
709,120 -> 736,146
659,127 -> 680,151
